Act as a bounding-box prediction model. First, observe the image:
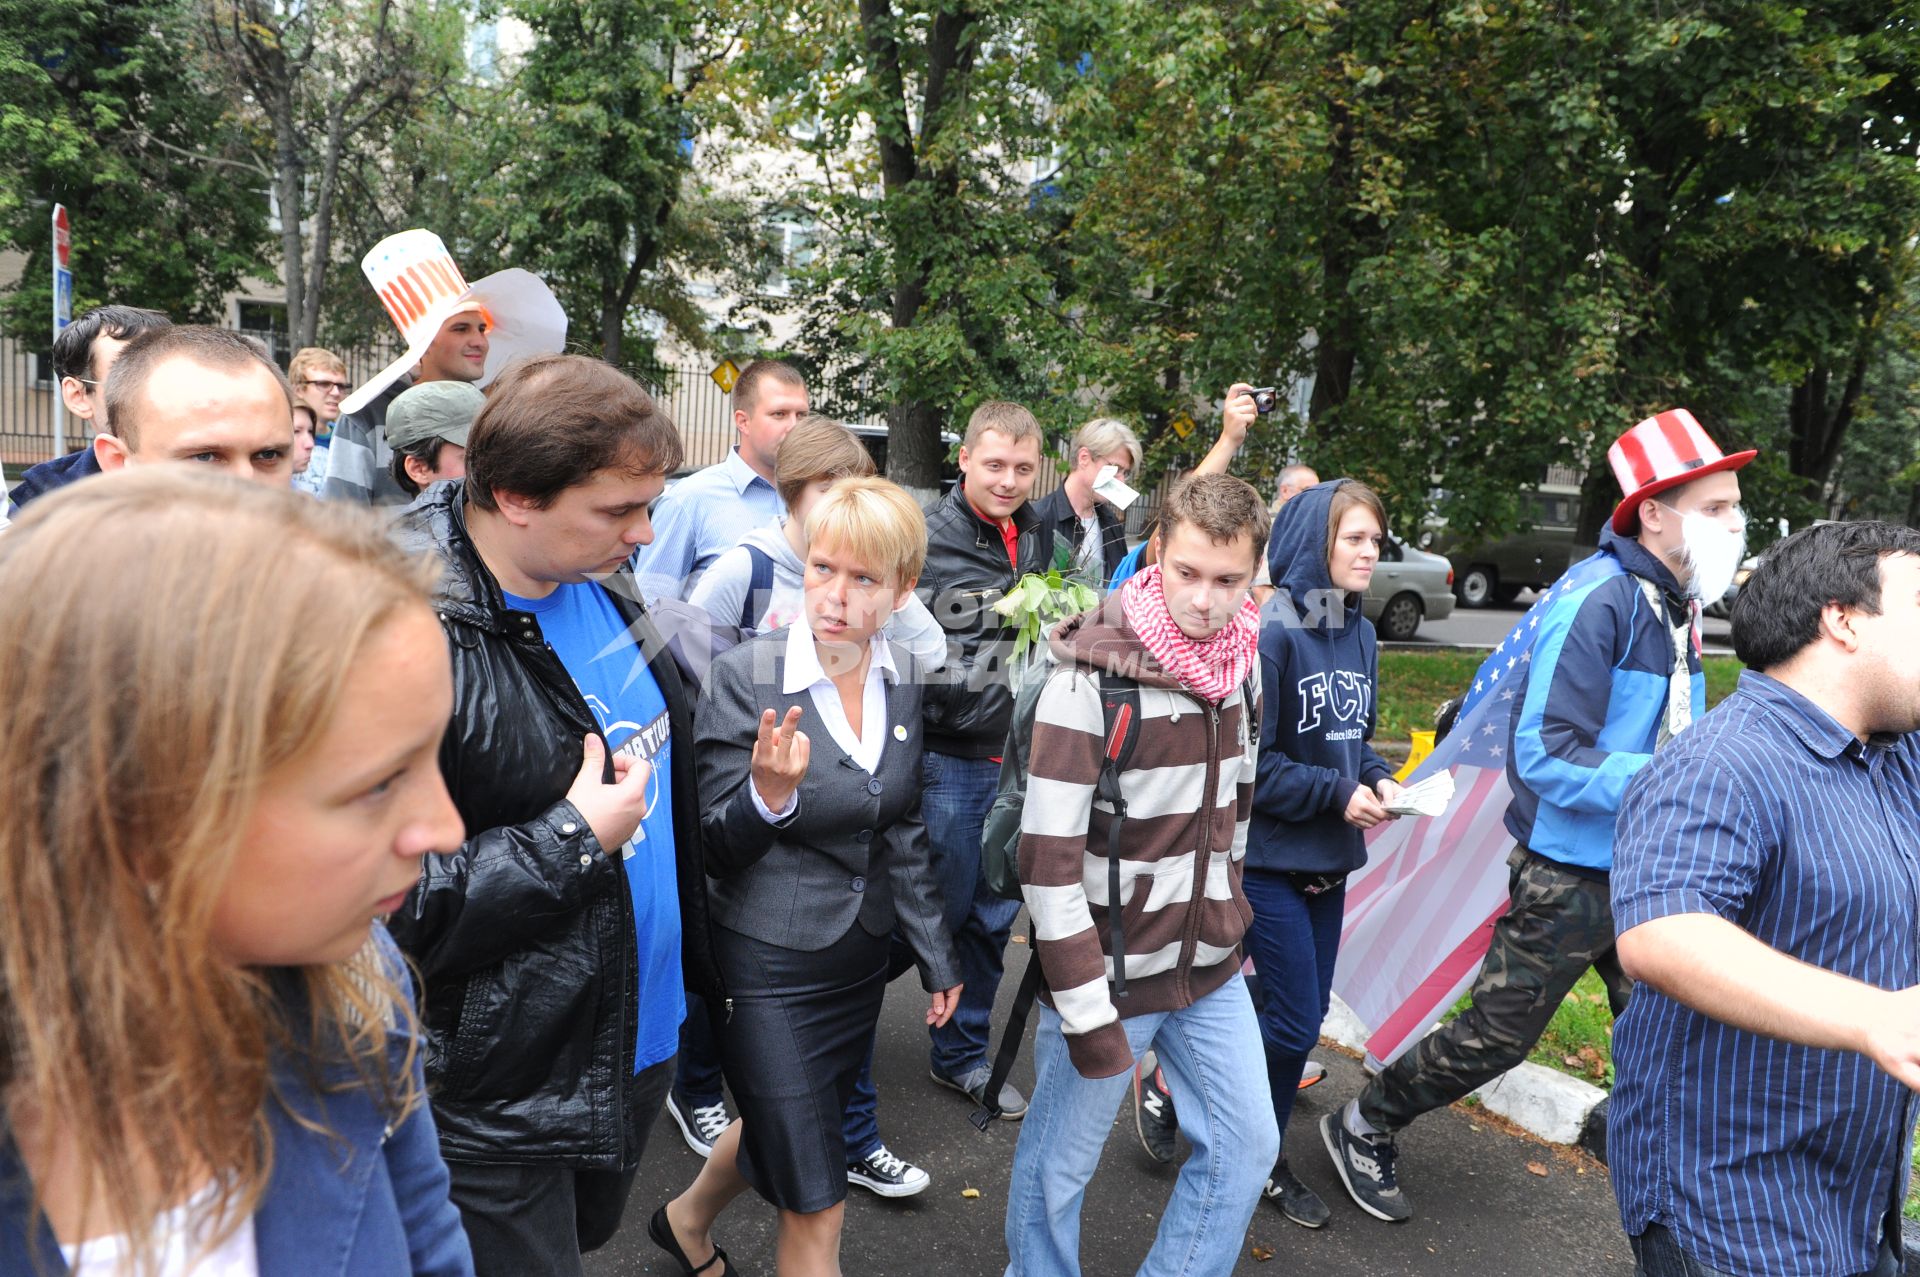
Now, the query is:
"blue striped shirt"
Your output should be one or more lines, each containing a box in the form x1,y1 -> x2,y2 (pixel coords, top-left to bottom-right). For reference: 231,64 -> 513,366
1609,670 -> 1920,1277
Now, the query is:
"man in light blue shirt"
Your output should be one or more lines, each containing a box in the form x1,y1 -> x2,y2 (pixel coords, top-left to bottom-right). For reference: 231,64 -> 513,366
633,358 -> 808,600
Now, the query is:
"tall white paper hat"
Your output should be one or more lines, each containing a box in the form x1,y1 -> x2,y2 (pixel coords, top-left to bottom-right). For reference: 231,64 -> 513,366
339,228 -> 567,416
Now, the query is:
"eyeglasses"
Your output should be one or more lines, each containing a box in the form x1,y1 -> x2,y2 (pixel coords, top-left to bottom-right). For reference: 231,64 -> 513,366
300,378 -> 351,393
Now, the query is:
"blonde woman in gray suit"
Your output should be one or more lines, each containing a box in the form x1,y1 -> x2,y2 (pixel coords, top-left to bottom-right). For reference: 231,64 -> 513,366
650,477 -> 963,1277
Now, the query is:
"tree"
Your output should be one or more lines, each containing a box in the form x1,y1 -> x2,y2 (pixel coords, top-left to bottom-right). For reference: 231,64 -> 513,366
1052,1 -> 1920,544
720,0 -> 1091,493
464,0 -> 745,367
0,0 -> 272,335
198,0 -> 465,347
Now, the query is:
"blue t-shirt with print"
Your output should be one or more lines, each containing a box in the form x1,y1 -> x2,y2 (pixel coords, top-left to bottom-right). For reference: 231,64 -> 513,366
502,580 -> 684,1072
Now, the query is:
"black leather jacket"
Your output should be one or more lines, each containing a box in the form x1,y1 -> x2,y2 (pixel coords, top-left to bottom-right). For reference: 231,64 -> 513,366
917,484 -> 1049,758
387,483 -> 721,1170
1030,485 -> 1128,586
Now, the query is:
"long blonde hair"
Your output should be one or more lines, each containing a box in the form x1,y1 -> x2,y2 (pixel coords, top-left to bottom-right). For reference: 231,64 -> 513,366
0,468 -> 440,1269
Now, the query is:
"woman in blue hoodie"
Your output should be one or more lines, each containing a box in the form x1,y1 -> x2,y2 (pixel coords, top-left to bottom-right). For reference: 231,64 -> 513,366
1249,478 -> 1403,1229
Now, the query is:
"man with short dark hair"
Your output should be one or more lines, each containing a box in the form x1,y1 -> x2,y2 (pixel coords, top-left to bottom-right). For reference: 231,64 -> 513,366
9,304 -> 171,511
325,228 -> 566,507
915,399 -> 1050,1117
632,357 -> 809,600
1609,519 -> 1920,1277
387,353 -> 718,1277
1006,471 -> 1277,1275
19,325 -> 295,511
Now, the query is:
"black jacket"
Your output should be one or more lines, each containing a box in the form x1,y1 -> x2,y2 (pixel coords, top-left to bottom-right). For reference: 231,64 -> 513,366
1031,485 -> 1128,587
917,484 -> 1048,758
387,482 -> 720,1170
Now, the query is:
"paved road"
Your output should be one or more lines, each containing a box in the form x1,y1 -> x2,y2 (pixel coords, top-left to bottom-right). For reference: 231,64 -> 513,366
1399,591 -> 1733,654
588,938 -> 1632,1277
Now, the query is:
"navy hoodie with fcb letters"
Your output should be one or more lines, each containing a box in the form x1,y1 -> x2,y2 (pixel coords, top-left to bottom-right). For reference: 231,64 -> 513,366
1248,480 -> 1397,875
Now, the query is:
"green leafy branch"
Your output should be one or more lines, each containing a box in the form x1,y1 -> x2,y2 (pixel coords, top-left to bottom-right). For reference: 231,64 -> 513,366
994,569 -> 1102,666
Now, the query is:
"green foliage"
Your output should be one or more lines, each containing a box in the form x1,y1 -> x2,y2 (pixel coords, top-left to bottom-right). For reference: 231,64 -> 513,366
994,569 -> 1102,665
0,0 -> 272,335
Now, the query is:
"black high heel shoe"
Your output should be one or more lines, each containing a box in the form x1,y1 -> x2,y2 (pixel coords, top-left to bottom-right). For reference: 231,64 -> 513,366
647,1204 -> 738,1276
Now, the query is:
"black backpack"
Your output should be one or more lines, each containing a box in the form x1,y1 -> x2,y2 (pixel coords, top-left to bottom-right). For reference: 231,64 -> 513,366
973,665 -> 1142,1129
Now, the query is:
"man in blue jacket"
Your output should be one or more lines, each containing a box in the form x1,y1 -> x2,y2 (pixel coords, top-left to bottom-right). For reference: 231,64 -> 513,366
1323,410 -> 1754,1224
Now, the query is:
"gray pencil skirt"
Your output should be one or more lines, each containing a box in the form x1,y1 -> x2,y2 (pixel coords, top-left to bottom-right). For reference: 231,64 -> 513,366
713,920 -> 889,1214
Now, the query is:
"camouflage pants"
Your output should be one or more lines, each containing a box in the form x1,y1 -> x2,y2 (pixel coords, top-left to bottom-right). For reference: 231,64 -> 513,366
1359,845 -> 1631,1134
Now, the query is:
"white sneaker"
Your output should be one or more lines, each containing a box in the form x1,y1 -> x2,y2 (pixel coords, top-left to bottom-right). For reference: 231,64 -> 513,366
847,1144 -> 931,1198
665,1091 -> 731,1159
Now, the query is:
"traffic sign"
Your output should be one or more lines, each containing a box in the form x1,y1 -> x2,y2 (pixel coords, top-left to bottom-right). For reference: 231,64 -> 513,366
710,358 -> 741,393
52,204 -> 72,329
54,268 -> 72,327
1168,409 -> 1195,440
53,204 -> 70,267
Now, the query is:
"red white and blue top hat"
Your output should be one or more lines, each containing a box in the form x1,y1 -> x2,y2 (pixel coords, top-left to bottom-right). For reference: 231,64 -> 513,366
340,229 -> 567,416
1607,408 -> 1756,535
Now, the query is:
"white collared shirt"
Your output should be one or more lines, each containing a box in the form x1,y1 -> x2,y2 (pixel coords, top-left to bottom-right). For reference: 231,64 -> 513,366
752,626 -> 899,823
783,622 -> 897,773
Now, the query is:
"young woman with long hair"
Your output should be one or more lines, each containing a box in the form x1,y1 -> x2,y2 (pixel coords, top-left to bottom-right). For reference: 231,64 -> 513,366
0,469 -> 472,1276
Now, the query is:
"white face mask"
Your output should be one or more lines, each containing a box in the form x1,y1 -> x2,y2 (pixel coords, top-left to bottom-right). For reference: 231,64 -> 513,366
1664,504 -> 1747,601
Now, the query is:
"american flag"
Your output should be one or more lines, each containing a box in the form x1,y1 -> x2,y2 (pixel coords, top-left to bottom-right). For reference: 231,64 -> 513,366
1331,551 -> 1623,1065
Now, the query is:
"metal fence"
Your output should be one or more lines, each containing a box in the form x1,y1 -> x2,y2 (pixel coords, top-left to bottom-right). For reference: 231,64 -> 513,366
0,329 -> 1098,513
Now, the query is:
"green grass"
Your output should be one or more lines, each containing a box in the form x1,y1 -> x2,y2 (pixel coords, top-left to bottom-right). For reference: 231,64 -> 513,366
1442,970 -> 1617,1088
1376,650 -> 1747,758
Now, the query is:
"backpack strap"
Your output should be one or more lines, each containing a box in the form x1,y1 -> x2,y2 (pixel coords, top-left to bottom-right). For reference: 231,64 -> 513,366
971,953 -> 1041,1131
738,544 -> 776,633
1096,673 -> 1142,999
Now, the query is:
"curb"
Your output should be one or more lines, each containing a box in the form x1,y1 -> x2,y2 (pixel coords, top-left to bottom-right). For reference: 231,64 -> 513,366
1321,995 -> 1609,1149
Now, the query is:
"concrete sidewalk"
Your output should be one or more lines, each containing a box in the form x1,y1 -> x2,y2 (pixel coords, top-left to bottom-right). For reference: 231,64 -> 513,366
587,940 -> 1632,1276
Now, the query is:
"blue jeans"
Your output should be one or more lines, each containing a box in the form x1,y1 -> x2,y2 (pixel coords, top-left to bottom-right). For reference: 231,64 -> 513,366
1004,974 -> 1278,1277
921,751 -> 1020,1078
1241,870 -> 1345,1157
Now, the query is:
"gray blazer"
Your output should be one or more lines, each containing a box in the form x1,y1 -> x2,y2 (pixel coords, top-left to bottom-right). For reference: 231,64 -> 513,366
696,630 -> 961,992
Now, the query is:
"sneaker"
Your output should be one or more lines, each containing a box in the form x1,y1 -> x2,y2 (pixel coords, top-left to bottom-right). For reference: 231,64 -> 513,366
1264,1159 -> 1331,1228
1298,1059 -> 1327,1090
930,1064 -> 1028,1120
1132,1063 -> 1177,1163
847,1144 -> 931,1198
665,1090 -> 731,1159
1320,1108 -> 1413,1222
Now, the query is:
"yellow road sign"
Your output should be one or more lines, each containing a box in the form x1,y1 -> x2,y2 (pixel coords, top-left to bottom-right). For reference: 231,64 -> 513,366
711,359 -> 741,393
1169,410 -> 1196,439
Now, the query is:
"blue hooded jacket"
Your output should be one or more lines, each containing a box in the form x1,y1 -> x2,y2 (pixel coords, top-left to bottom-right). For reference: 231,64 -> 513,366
8,446 -> 101,515
1248,480 -> 1396,875
1501,525 -> 1704,873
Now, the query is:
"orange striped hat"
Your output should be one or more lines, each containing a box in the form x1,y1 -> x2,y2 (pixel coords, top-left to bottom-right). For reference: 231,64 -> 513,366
1607,408 -> 1756,535
340,229 -> 566,416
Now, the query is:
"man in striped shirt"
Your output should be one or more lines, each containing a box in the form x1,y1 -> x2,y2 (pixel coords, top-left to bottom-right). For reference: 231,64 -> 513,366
1610,520 -> 1920,1277
1004,474 -> 1278,1276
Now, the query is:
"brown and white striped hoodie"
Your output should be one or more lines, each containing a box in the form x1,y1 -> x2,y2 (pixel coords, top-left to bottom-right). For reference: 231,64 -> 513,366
1018,594 -> 1260,1079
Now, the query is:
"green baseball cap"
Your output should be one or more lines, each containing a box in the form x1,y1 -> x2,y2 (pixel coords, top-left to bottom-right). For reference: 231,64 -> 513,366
384,381 -> 485,452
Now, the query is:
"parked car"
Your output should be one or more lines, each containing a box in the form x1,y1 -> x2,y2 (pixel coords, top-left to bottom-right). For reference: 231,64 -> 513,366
1364,536 -> 1456,641
1428,486 -> 1584,608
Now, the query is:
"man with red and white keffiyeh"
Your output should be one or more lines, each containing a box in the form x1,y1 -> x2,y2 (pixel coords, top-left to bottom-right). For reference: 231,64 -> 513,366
1004,472 -> 1278,1277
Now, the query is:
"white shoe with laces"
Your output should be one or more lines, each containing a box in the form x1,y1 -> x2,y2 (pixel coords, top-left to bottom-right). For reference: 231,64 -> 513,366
847,1144 -> 931,1198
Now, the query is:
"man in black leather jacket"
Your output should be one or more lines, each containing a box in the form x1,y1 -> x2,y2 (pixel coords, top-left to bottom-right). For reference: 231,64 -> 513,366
387,354 -> 721,1277
914,400 -> 1048,1118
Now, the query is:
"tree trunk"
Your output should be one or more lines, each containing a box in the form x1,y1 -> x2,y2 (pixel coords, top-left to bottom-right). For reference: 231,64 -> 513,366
1308,22 -> 1360,437
1786,339 -> 1871,498
271,84 -> 307,352
886,396 -> 946,505
856,0 -> 976,492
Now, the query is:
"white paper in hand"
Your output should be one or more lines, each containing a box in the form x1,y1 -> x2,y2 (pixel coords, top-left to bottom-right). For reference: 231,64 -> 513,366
1092,464 -> 1140,511
1383,770 -> 1455,818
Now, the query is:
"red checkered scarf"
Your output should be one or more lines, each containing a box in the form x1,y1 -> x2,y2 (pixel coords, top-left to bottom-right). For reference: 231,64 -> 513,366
1119,564 -> 1260,703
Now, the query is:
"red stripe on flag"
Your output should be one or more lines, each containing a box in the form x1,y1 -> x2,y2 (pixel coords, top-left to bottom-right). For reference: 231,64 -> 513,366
1363,899 -> 1507,1060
